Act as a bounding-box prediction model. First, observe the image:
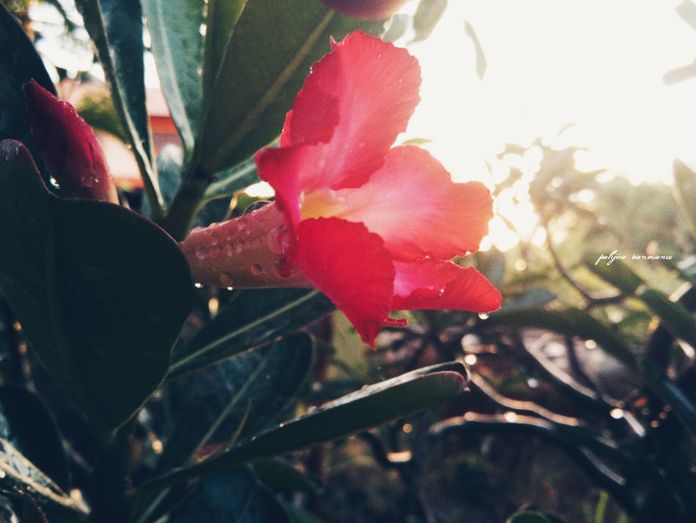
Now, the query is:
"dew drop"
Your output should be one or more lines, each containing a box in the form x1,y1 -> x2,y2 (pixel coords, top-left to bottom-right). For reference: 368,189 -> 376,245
478,313 -> 489,320
224,243 -> 234,256
194,282 -> 203,289
250,263 -> 264,276
438,288 -> 446,297
219,273 -> 234,287
234,243 -> 244,254
609,408 -> 624,420
194,247 -> 207,260
267,226 -> 289,255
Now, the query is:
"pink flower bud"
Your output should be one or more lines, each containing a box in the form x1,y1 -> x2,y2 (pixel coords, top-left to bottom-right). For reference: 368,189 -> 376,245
23,80 -> 118,204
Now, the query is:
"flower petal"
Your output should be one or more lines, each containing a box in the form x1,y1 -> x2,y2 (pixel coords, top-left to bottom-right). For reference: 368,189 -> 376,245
293,217 -> 394,345
282,31 -> 421,192
392,260 -> 501,312
337,146 -> 493,261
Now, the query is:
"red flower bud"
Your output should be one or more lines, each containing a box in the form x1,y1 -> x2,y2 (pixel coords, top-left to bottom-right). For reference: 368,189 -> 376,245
321,0 -> 406,19
23,80 -> 118,204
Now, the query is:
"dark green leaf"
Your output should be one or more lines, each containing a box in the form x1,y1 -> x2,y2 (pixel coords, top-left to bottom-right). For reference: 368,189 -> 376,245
0,141 -> 192,435
584,254 -> 643,293
252,458 -> 318,494
196,0 -> 384,173
170,289 -> 333,376
169,468 -> 289,522
0,3 -> 55,168
78,0 -> 162,216
160,334 -> 313,471
203,158 -> 258,202
138,362 -> 466,494
476,249 -> 506,287
142,0 -> 204,155
201,0 -> 247,102
412,0 -> 447,42
501,287 -> 557,311
0,386 -> 69,490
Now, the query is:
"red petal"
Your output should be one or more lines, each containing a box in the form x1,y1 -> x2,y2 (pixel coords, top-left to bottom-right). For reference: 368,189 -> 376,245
293,218 -> 394,345
337,146 -> 493,261
281,31 -> 420,192
23,80 -> 118,204
392,260 -> 501,312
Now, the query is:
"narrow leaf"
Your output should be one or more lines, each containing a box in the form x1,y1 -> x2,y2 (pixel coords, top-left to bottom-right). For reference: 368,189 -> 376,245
142,0 -> 205,155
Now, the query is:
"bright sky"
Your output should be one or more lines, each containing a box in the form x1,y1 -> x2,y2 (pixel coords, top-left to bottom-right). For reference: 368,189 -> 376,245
407,0 -> 696,185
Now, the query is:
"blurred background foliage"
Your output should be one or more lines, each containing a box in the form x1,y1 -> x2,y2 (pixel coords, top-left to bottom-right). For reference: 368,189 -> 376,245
2,1 -> 696,522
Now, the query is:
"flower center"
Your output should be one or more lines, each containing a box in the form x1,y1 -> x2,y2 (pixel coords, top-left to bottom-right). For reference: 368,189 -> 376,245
300,189 -> 349,220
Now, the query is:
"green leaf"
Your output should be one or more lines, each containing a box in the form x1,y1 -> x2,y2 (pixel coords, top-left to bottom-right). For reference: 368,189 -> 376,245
138,362 -> 467,494
586,256 -> 696,350
0,141 -> 192,435
202,158 -> 259,202
412,0 -> 448,42
252,458 -> 318,494
142,0 -> 204,155
0,386 -> 70,490
0,437 -> 87,516
78,0 -> 162,216
196,0 -> 384,173
464,20 -> 487,79
0,3 -> 56,168
169,468 -> 289,522
159,334 -> 314,471
201,0 -> 247,102
485,306 -> 636,368
170,289 -> 333,376
673,159 -> 696,240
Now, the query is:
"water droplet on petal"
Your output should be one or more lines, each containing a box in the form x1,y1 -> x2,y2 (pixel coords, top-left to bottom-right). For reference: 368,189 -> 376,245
194,247 -> 207,260
194,282 -> 203,289
250,263 -> 264,276
478,313 -> 489,320
219,273 -> 234,287
80,175 -> 97,188
234,243 -> 244,254
610,408 -> 624,420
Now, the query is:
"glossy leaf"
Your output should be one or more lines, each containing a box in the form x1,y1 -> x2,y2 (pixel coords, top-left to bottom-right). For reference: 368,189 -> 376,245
78,0 -> 162,215
0,141 -> 192,435
159,334 -> 313,471
201,0 -> 247,101
196,0 -> 384,173
0,437 -> 86,516
138,362 -> 467,494
170,289 -> 333,376
169,468 -> 289,522
0,386 -> 69,490
142,0 -> 205,155
0,3 -> 55,168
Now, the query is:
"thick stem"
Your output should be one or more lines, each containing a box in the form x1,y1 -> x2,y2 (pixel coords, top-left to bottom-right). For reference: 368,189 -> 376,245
90,424 -> 135,523
180,203 -> 308,288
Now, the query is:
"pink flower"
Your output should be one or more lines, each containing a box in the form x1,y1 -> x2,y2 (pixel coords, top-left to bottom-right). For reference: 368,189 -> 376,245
23,80 -> 118,204
182,31 -> 501,345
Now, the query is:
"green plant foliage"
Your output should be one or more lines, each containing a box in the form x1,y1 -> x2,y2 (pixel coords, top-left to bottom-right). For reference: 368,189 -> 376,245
0,2 -> 55,169
170,289 -> 334,375
195,0 -> 384,173
142,0 -> 204,156
0,386 -> 70,490
138,362 -> 467,494
78,0 -> 161,215
159,334 -> 314,472
0,141 -> 192,435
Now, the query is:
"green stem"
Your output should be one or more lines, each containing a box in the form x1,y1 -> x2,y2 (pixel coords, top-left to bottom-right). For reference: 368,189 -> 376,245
90,423 -> 136,523
160,165 -> 211,241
